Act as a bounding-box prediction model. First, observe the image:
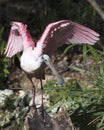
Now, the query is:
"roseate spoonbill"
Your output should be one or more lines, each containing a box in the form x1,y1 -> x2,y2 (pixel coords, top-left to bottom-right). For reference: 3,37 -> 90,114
5,20 -> 100,109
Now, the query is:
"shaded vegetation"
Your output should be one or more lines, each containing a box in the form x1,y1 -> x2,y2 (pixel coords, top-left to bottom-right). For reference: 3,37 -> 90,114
0,27 -> 9,89
45,67 -> 104,130
0,0 -> 104,129
0,0 -> 103,86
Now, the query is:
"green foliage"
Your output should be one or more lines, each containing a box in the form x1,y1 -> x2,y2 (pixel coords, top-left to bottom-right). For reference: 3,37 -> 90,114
0,0 -> 103,129
64,44 -> 100,60
45,69 -> 104,129
45,45 -> 104,130
4,96 -> 15,111
100,62 -> 104,76
72,71 -> 104,130
64,43 -> 104,75
0,27 -> 9,89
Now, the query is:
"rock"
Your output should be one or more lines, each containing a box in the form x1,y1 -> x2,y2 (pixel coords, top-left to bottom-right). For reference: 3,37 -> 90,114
25,107 -> 74,130
0,89 -> 14,108
29,92 -> 50,108
0,89 -> 14,97
0,110 -> 12,127
19,90 -> 26,98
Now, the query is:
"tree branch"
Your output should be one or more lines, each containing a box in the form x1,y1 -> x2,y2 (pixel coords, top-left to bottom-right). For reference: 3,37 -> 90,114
87,0 -> 104,20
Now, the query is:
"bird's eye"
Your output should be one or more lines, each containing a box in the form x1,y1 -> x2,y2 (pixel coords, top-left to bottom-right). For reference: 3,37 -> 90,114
44,58 -> 48,61
42,54 -> 50,62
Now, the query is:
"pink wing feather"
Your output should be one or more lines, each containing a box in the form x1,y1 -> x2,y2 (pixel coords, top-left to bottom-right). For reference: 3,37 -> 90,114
5,22 -> 35,57
36,20 -> 100,56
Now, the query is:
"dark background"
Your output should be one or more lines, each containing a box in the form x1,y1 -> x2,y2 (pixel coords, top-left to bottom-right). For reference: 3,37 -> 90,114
0,0 -> 104,87
0,0 -> 103,41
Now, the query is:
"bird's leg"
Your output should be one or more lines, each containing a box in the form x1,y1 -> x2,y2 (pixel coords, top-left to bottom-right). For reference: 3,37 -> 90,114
29,78 -> 37,110
40,79 -> 45,119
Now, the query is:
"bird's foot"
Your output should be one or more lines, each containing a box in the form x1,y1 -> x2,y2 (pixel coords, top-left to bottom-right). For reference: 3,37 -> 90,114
41,104 -> 45,118
29,103 -> 37,112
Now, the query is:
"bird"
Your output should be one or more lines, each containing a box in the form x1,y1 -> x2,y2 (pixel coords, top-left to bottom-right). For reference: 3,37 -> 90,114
5,20 -> 100,109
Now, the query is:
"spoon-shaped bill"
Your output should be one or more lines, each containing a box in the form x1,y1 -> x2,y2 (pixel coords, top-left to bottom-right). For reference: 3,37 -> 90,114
44,59 -> 64,85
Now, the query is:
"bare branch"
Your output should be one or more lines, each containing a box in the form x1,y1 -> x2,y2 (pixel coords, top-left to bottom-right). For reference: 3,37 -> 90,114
87,0 -> 104,20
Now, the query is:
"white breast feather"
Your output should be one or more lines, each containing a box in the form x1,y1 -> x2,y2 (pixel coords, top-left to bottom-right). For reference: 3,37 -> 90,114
20,48 -> 41,74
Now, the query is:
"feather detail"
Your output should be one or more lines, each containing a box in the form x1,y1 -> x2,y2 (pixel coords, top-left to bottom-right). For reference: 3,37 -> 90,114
36,20 -> 100,56
5,22 -> 35,57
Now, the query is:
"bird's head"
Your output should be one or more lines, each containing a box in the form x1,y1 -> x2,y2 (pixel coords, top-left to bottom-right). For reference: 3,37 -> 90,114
39,54 -> 64,85
39,54 -> 50,63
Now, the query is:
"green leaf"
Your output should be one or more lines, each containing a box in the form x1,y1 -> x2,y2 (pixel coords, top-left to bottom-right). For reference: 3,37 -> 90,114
100,62 -> 104,76
82,44 -> 89,60
87,45 -> 100,61
63,44 -> 76,55
69,64 -> 86,73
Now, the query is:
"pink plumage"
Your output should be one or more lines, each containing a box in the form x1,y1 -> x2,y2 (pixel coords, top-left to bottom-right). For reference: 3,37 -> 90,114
36,20 -> 99,56
4,20 -> 100,79
4,20 -> 100,108
5,20 -> 99,58
5,22 -> 34,57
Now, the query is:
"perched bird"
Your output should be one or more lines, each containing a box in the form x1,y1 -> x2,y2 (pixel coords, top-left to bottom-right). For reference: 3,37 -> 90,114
5,20 -> 100,108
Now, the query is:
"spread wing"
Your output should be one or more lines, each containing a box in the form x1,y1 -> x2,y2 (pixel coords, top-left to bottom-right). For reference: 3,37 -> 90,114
36,20 -> 100,56
5,22 -> 35,58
